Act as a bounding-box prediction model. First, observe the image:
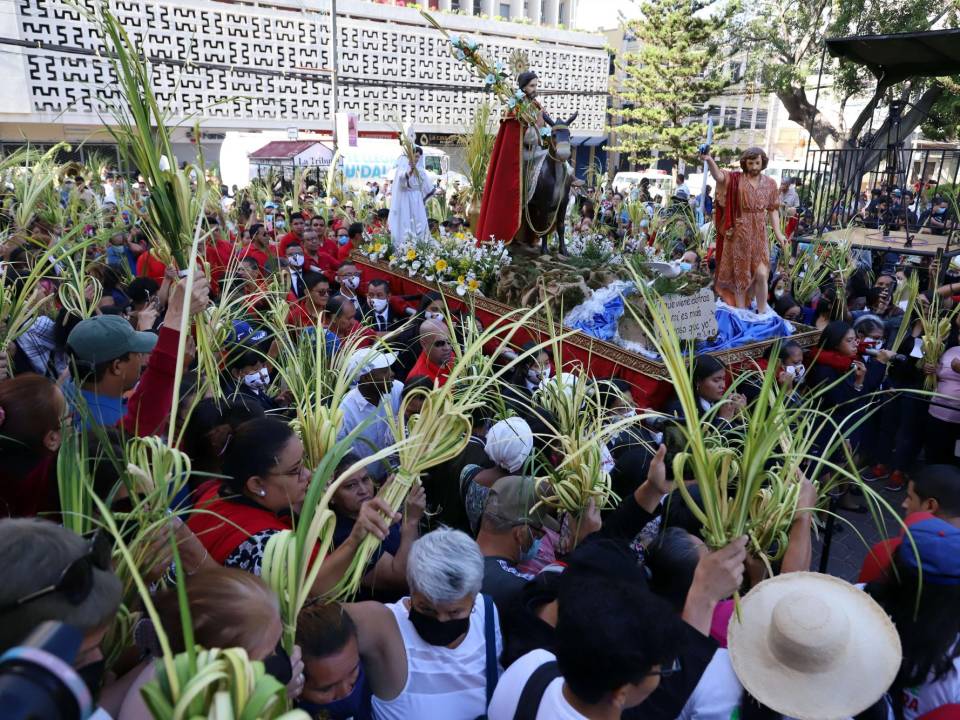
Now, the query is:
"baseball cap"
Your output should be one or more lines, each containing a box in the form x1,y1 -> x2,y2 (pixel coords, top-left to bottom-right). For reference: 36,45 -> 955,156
346,347 -> 397,378
674,187 -> 690,200
229,320 -> 268,346
264,201 -> 278,209
484,475 -> 560,532
898,517 -> 960,584
67,315 -> 158,365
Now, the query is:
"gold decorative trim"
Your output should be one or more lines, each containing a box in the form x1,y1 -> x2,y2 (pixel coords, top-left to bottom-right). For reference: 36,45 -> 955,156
353,254 -> 820,376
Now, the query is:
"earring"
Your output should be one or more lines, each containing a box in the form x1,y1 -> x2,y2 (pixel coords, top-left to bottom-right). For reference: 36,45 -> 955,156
259,490 -> 267,497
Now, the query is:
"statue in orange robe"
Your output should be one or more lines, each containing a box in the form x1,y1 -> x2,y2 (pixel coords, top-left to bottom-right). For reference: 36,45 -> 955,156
702,147 -> 788,315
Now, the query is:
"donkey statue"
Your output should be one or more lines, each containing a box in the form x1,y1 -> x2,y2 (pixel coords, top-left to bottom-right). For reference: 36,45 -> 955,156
515,112 -> 579,255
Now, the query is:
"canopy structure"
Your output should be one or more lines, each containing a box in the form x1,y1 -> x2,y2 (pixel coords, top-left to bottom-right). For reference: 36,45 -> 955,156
825,29 -> 960,83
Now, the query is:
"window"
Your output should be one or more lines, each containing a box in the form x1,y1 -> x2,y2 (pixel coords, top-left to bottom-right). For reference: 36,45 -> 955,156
723,107 -> 738,128
754,109 -> 768,130
739,108 -> 754,130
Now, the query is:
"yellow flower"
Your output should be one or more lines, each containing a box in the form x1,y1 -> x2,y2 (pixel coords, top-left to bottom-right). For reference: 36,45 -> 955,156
374,242 -> 383,252
457,274 -> 466,284
405,249 -> 417,261
435,259 -> 448,272
454,232 -> 465,240
468,278 -> 480,291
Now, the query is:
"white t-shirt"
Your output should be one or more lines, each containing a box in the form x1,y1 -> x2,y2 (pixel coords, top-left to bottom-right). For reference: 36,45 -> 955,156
677,649 -> 743,720
372,594 -> 502,720
900,648 -> 960,719
487,649 -> 586,720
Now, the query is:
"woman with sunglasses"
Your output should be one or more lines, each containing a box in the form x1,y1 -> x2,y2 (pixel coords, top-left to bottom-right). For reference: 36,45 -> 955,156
287,271 -> 332,329
329,453 -> 425,601
0,373 -> 69,518
187,417 -> 394,596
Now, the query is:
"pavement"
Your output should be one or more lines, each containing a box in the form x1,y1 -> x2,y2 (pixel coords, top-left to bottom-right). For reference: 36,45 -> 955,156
811,483 -> 907,582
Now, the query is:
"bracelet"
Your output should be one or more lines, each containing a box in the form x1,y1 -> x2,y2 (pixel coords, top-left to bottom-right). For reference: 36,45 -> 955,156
186,546 -> 209,575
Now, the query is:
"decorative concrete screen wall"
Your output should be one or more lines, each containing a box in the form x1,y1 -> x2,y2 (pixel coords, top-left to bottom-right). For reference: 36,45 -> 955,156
3,0 -> 608,135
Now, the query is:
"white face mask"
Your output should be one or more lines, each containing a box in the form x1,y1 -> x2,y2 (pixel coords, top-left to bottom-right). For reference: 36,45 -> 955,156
243,367 -> 270,389
343,276 -> 360,291
526,367 -> 541,384
370,297 -> 388,313
288,254 -> 304,268
425,311 -> 443,321
619,408 -> 637,419
784,364 -> 805,382
774,288 -> 785,299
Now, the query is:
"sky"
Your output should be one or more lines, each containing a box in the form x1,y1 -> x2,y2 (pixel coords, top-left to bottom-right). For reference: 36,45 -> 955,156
574,0 -> 641,32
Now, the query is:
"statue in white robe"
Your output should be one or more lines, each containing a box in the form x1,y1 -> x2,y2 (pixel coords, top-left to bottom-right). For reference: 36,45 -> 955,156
388,147 -> 435,244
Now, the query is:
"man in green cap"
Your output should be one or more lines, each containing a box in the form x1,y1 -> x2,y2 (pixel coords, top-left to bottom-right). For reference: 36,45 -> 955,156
67,270 -> 209,435
476,474 -> 560,612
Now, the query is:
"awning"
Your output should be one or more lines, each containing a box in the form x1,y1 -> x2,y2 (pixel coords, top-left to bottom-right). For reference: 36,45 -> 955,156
571,136 -> 607,147
825,29 -> 960,83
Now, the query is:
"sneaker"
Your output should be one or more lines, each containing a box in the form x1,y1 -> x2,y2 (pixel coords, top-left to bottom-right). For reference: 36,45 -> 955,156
861,464 -> 890,482
884,470 -> 907,492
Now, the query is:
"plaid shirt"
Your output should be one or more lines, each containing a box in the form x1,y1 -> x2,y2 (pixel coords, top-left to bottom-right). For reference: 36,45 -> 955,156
16,315 -> 63,377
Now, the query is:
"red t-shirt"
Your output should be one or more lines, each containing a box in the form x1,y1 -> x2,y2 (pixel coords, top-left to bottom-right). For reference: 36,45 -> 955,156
407,351 -> 450,386
278,232 -> 305,256
287,299 -> 324,328
136,251 -> 167,284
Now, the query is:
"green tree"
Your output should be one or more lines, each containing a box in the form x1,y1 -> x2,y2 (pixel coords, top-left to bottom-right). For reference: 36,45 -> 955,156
731,0 -> 960,148
610,0 -> 732,168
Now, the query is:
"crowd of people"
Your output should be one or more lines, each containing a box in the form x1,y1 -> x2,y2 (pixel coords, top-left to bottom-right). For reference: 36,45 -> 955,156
1,159 -> 959,720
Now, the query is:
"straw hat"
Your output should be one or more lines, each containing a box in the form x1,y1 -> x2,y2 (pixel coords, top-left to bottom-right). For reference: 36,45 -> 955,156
727,572 -> 901,720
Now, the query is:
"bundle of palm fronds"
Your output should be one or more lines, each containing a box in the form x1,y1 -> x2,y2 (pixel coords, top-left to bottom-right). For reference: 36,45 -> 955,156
623,273 -> 897,573
98,8 -> 211,270
917,291 -> 960,391
460,101 -> 497,207
889,271 -> 920,359
83,476 -> 307,719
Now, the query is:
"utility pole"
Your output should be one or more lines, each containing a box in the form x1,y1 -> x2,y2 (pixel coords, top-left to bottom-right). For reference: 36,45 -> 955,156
330,0 -> 339,147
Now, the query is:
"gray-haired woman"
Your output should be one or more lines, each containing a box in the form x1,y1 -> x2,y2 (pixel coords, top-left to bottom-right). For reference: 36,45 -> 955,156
342,528 -> 501,720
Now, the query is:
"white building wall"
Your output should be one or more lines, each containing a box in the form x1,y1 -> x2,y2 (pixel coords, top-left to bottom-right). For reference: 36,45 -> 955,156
0,0 -> 607,141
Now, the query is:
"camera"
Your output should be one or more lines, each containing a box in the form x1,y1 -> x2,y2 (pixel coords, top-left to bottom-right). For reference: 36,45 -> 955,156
0,621 -> 94,720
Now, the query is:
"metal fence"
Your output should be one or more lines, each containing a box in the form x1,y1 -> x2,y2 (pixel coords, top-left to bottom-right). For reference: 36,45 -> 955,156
794,146 -> 960,243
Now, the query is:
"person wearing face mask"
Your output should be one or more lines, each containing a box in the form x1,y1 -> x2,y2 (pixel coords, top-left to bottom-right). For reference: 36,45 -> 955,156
116,567 -> 306,720
284,242 -> 309,299
666,355 -> 746,425
342,528 -> 502,720
363,279 -> 402,335
476,475 -> 561,614
407,318 -> 454,386
335,259 -> 367,313
337,348 -> 405,481
0,519 -> 122,715
336,222 -> 365,262
224,321 -> 284,414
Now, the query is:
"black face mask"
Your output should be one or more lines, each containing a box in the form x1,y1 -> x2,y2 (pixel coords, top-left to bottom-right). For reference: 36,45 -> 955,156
408,607 -> 469,647
262,644 -> 293,686
77,659 -> 106,701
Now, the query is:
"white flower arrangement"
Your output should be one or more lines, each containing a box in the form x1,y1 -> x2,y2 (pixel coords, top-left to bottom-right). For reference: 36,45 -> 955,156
374,230 -> 510,295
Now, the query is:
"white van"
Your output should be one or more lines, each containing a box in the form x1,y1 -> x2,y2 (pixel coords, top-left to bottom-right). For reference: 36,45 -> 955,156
612,170 -> 673,201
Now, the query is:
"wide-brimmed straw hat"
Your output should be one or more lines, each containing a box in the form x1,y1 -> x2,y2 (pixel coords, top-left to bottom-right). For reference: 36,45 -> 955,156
727,572 -> 901,720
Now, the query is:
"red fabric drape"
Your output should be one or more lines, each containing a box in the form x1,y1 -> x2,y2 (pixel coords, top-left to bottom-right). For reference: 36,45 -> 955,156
714,171 -> 741,273
477,117 -> 524,244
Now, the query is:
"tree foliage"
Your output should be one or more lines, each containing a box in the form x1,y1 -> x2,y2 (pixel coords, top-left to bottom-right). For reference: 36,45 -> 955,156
610,0 -> 733,167
731,0 -> 960,148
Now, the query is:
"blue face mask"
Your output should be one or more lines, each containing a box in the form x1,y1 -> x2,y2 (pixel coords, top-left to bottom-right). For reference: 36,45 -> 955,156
338,235 -> 349,246
519,530 -> 543,563
298,662 -> 370,720
678,262 -> 693,272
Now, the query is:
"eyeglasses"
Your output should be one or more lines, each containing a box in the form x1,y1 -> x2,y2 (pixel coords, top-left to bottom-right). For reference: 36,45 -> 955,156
0,530 -> 112,613
647,658 -> 681,677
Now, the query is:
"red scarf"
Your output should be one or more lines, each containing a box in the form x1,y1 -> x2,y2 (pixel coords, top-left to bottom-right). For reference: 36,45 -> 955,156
807,348 -> 855,374
714,171 -> 741,272
187,480 -> 291,564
